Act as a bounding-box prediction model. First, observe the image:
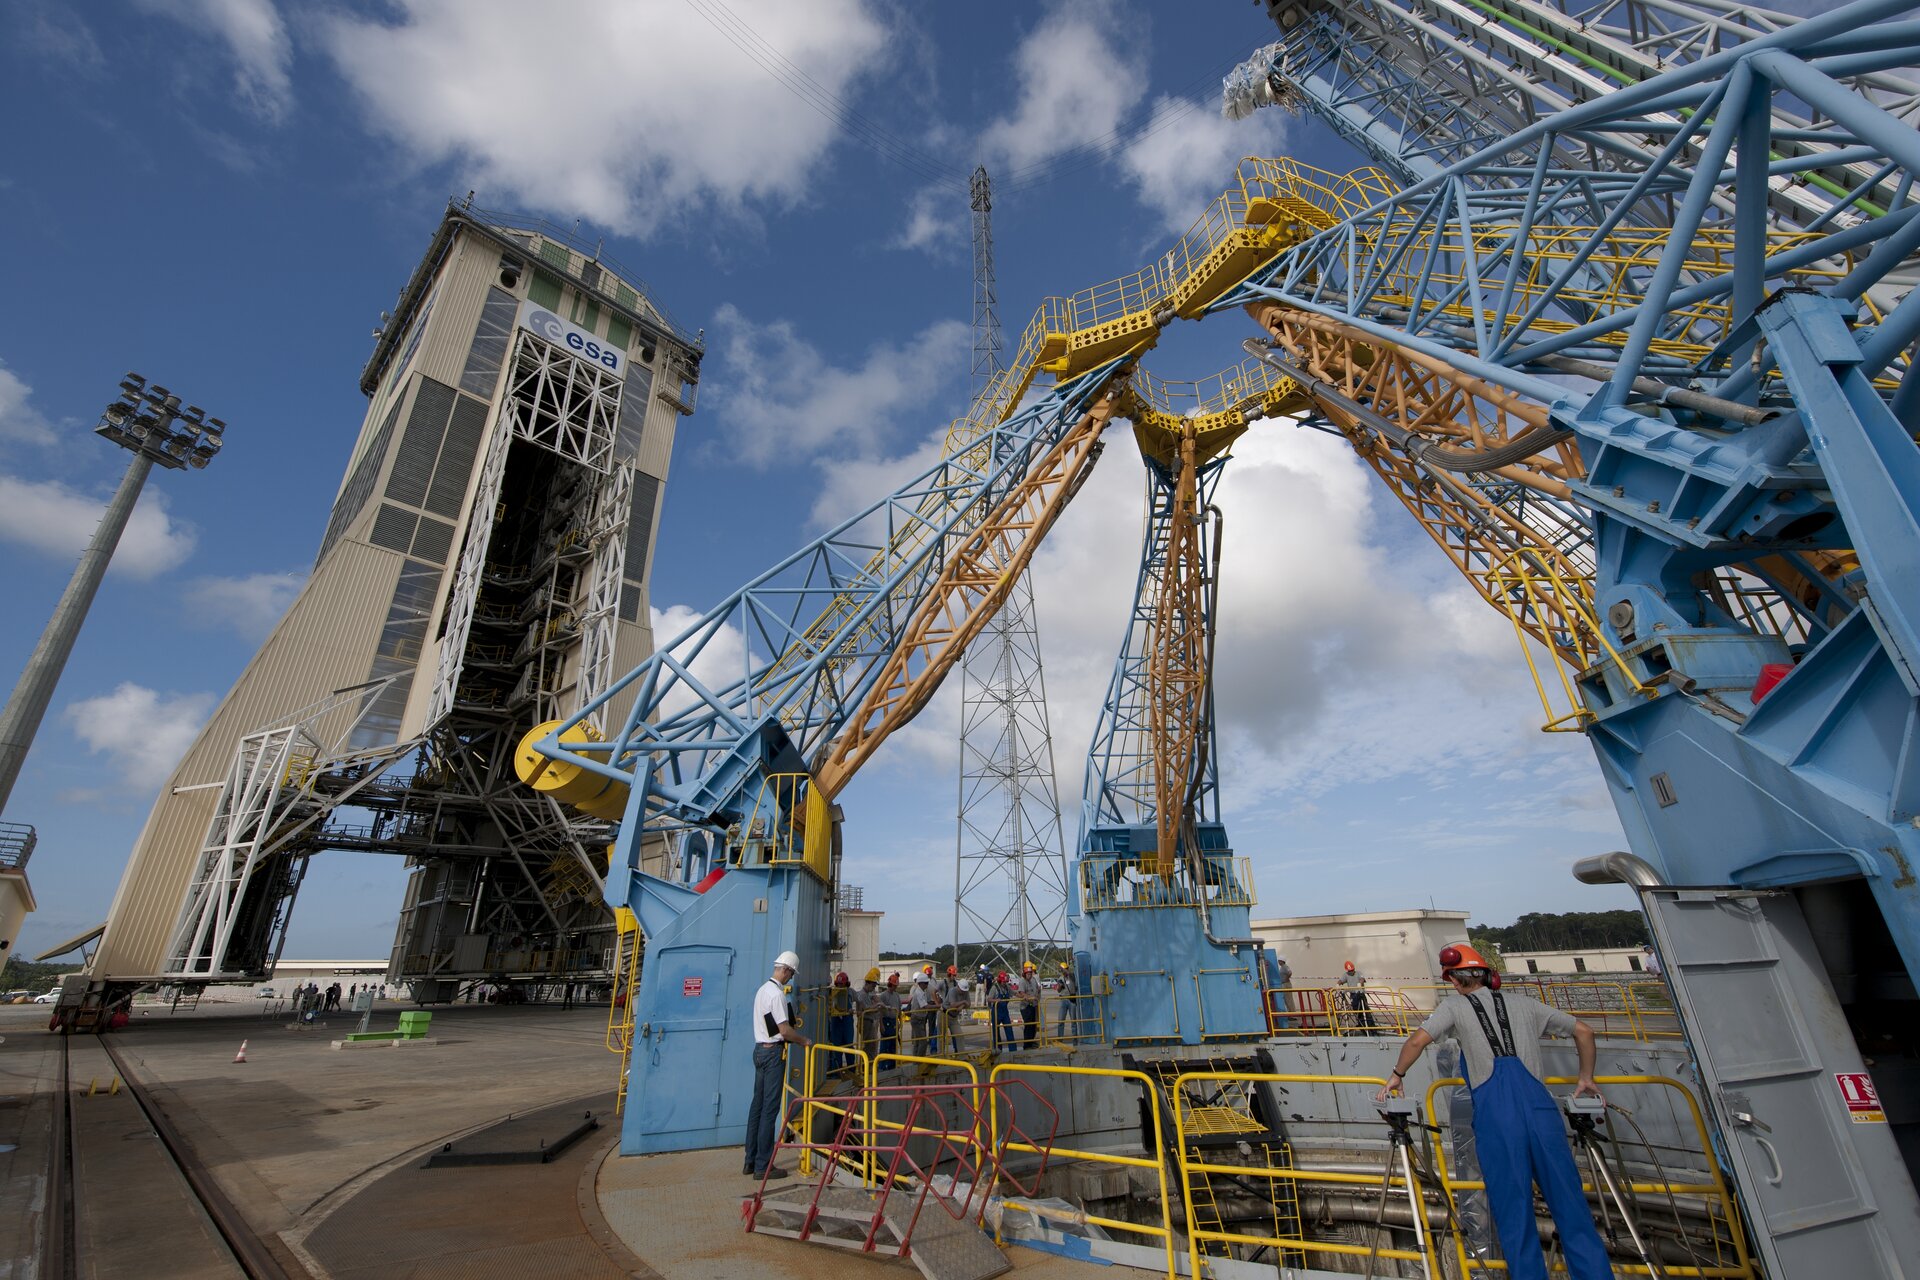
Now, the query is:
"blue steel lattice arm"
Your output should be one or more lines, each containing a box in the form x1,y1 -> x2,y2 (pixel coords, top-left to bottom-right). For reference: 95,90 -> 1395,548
534,358 -> 1127,837
1234,0 -> 1920,235
1218,0 -> 1920,993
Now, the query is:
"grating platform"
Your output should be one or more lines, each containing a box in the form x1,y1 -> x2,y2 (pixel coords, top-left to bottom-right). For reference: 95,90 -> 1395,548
750,1183 -> 1009,1280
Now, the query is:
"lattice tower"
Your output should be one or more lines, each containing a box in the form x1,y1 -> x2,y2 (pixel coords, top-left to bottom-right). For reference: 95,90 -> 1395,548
954,165 -> 1072,973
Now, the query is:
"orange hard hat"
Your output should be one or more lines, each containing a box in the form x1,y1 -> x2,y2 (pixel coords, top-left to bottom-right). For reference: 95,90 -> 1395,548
1438,943 -> 1492,976
923,964 -> 934,975
946,966 -> 957,976
833,972 -> 850,986
1343,960 -> 1355,972
996,971 -> 1008,983
887,972 -> 900,985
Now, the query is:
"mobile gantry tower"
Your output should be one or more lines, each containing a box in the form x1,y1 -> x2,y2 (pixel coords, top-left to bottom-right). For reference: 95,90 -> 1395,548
83,204 -> 700,1005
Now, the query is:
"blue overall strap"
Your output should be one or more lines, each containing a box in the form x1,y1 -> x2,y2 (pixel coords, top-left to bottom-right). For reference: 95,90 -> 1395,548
1465,989 -> 1518,1058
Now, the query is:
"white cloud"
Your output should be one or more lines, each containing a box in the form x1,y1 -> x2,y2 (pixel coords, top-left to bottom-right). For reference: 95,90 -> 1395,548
66,682 -> 217,795
1018,422 -> 1605,822
978,1 -> 1148,175
0,362 -> 56,447
319,0 -> 890,238
705,304 -> 969,468
135,0 -> 293,121
892,187 -> 965,255
649,604 -> 749,722
1121,95 -> 1289,232
12,4 -> 104,74
184,570 -> 306,638
0,474 -> 197,579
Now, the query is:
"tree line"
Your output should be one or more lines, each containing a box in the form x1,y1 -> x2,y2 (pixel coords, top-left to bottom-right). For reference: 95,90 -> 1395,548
1470,910 -> 1650,953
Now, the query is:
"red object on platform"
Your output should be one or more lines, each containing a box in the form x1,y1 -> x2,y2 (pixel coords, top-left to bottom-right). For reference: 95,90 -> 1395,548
1752,662 -> 1793,703
693,866 -> 726,894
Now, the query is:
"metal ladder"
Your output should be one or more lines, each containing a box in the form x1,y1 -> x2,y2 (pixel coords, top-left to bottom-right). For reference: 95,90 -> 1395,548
746,1079 -> 1057,1280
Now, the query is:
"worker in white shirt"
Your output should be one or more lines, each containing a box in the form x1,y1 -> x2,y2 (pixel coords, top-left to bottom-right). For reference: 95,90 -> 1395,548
853,967 -> 882,1058
745,950 -> 809,1180
1015,961 -> 1042,1048
909,972 -> 939,1057
943,975 -> 971,1051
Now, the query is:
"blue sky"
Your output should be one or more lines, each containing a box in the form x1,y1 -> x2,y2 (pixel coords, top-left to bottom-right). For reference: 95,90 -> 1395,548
0,0 -> 1637,964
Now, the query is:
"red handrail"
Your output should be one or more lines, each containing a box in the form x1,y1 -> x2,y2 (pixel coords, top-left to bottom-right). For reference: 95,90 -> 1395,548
745,1079 -> 1058,1259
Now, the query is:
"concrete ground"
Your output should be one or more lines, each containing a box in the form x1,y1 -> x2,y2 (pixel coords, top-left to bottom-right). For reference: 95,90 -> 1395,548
0,998 -> 625,1277
0,998 -> 1112,1279
598,1145 -> 1106,1280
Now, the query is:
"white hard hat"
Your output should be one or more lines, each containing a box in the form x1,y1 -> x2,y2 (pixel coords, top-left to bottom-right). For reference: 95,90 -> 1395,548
774,950 -> 800,972
915,973 -> 929,983
958,980 -> 971,991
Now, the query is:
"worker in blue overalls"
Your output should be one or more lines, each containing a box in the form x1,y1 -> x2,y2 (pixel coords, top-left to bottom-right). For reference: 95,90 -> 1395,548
1377,944 -> 1612,1280
826,971 -> 855,1069
988,971 -> 1015,1051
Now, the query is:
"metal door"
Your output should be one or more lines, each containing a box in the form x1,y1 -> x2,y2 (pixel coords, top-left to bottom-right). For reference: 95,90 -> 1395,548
631,942 -> 733,1149
1640,886 -> 1920,1278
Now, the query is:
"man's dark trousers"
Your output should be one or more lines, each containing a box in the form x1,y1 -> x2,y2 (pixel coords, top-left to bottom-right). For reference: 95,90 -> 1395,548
744,1042 -> 785,1175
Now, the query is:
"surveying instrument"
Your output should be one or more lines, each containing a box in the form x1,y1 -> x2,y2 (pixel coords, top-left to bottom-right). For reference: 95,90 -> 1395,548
1563,1094 -> 1665,1278
1364,1095 -> 1447,1280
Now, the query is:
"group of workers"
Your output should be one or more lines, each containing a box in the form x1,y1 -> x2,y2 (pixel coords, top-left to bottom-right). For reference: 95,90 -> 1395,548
749,941 -> 1633,1279
819,959 -> 1078,1061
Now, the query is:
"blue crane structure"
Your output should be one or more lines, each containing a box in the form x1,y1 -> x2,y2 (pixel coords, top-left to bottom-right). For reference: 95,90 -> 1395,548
524,0 -> 1920,1265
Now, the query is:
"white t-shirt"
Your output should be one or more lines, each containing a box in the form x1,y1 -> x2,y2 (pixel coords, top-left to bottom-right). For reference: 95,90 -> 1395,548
753,977 -> 793,1045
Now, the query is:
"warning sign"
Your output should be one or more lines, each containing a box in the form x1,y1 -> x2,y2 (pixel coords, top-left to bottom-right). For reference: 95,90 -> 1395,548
682,977 -> 704,998
1835,1072 -> 1885,1123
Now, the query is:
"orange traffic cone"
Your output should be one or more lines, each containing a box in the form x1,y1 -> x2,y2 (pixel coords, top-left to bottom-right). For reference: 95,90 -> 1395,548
233,1040 -> 249,1063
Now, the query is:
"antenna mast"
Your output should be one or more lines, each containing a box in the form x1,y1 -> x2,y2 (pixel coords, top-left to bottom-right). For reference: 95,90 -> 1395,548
953,166 -> 1072,977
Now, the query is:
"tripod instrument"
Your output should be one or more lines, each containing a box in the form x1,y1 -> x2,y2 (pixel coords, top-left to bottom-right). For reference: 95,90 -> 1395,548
1364,1096 -> 1446,1280
1564,1095 -> 1665,1278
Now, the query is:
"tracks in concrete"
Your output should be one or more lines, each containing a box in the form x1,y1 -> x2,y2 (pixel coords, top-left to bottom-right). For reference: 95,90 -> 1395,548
44,1034 -> 285,1280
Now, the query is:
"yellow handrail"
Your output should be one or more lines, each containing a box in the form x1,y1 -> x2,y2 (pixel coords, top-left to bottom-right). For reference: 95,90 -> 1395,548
1170,1071 -> 1441,1275
988,1062 -> 1179,1278
1422,1073 -> 1756,1278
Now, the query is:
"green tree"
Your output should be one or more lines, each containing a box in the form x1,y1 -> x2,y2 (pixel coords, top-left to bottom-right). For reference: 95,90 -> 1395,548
1470,910 -> 1649,953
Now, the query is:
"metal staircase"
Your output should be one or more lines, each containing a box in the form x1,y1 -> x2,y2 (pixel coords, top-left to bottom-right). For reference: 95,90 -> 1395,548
745,1079 -> 1057,1280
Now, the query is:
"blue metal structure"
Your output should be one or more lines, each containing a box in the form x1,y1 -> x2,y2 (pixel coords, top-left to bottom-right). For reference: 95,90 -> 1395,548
531,9 -> 1920,1255
1224,0 -> 1920,1263
534,361 -> 1125,1153
1072,456 -> 1269,1044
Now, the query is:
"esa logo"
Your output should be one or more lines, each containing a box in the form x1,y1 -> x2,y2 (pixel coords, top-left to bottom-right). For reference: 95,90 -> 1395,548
522,304 -> 625,375
563,328 -> 621,372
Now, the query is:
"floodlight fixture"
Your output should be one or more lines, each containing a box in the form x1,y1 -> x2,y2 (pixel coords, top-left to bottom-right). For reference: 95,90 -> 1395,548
0,373 -> 233,817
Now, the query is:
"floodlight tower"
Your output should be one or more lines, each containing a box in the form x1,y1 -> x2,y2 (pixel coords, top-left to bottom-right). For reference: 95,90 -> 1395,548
0,374 -> 223,817
952,166 -> 1074,976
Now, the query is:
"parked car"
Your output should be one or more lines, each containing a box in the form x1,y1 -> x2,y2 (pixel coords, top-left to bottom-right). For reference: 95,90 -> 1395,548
33,991 -> 59,1003
255,986 -> 278,998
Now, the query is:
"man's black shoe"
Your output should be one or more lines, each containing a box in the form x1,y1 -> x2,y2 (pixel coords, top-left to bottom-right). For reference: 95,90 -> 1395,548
763,1167 -> 792,1180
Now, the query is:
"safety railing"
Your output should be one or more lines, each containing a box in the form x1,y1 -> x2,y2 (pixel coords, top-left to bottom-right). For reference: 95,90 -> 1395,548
1264,985 -> 1414,1037
1266,979 -> 1683,1044
798,1041 -> 875,1179
1042,992 -> 1107,1050
1172,1070 -> 1445,1277
1079,853 -> 1255,911
1423,1074 -> 1755,1279
988,1062 -> 1180,1278
749,1078 -> 1057,1260
737,772 -> 832,882
606,907 -> 640,1113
